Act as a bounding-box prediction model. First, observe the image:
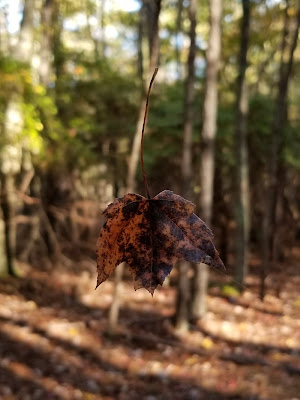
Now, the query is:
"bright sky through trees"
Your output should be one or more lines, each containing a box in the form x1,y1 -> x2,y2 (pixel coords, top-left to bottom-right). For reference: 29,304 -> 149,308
3,0 -> 140,33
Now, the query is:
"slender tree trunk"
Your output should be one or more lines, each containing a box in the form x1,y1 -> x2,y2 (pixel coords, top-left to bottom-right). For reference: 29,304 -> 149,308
0,214 -> 8,275
108,0 -> 162,334
17,0 -> 35,63
137,3 -> 144,83
39,0 -> 56,86
214,163 -> 229,267
175,0 -> 197,332
0,95 -> 24,277
181,0 -> 197,200
0,6 -> 10,55
144,0 -> 161,75
126,98 -> 147,193
234,0 -> 251,287
192,0 -> 222,319
175,261 -> 191,331
271,168 -> 286,297
107,262 -> 124,335
260,2 -> 300,299
127,0 -> 161,193
94,0 -> 106,60
0,174 -> 17,276
175,0 -> 184,79
269,3 -> 299,263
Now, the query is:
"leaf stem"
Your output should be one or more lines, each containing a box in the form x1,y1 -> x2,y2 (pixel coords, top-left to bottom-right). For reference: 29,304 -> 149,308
141,67 -> 159,199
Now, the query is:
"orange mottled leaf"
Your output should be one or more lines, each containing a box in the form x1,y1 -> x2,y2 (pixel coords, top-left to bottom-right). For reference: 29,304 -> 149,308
96,190 -> 224,295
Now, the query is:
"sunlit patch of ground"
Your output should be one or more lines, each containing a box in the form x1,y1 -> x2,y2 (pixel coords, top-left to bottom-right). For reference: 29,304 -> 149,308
0,260 -> 300,400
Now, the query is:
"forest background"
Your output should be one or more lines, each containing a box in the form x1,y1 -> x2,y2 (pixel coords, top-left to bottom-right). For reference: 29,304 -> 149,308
0,0 -> 300,399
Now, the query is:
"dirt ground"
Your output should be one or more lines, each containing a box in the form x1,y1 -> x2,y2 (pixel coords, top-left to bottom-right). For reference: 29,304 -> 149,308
0,255 -> 299,400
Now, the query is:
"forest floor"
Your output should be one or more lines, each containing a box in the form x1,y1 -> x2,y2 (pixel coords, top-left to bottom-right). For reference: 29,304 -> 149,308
0,252 -> 300,400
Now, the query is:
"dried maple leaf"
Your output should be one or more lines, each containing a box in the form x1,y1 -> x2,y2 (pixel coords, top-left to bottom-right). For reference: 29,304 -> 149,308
96,68 -> 224,295
96,189 -> 224,295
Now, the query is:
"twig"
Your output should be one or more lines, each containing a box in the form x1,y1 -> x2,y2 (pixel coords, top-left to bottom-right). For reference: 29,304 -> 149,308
140,67 -> 159,199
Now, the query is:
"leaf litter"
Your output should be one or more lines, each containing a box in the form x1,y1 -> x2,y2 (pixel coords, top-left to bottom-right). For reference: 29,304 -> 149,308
0,262 -> 300,399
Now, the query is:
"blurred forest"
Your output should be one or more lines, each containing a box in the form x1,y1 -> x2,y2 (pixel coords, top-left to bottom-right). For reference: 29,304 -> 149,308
0,0 -> 300,399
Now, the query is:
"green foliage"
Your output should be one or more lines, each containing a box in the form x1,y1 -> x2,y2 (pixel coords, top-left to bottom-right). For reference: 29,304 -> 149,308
143,82 -> 185,171
248,95 -> 274,166
55,61 -> 139,171
216,103 -> 235,167
0,57 -> 44,154
284,124 -> 300,169
22,103 -> 44,154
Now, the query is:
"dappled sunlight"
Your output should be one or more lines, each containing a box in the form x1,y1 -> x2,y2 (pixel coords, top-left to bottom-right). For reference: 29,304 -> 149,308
1,263 -> 300,399
0,364 -> 62,400
201,295 -> 300,349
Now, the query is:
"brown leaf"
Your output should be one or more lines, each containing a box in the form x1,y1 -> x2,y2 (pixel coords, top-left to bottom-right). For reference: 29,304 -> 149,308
96,190 -> 224,295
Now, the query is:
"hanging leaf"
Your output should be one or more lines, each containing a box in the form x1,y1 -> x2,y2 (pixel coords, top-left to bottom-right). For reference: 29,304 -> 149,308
96,190 -> 224,295
96,68 -> 224,295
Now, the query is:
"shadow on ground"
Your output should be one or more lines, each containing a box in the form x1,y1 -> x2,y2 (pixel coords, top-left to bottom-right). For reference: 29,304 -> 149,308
0,266 -> 299,399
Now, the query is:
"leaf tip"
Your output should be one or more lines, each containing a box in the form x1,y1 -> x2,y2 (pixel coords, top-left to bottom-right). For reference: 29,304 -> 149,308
211,256 -> 226,270
95,279 -> 101,290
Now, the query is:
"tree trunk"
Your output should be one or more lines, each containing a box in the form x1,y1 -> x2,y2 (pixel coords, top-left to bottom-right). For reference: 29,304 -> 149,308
175,261 -> 191,331
175,0 -> 184,79
0,173 -> 17,276
234,0 -> 251,287
108,0 -> 162,334
0,213 -> 8,276
126,98 -> 147,193
39,0 -> 56,86
17,0 -> 35,63
94,0 -> 106,60
0,7 -> 10,55
175,0 -> 197,332
107,262 -> 124,335
192,0 -> 222,319
144,0 -> 161,74
260,2 -> 300,299
0,95 -> 24,276
181,0 -> 197,200
137,3 -> 144,83
127,0 -> 161,193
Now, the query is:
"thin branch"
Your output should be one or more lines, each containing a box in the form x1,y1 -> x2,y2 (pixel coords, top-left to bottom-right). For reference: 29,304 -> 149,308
140,67 -> 158,199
